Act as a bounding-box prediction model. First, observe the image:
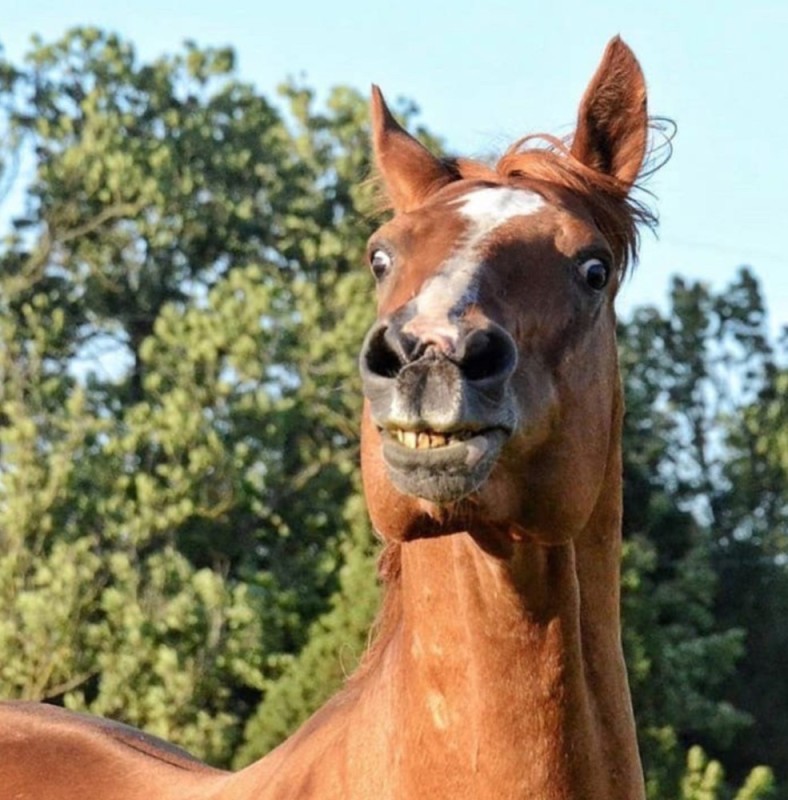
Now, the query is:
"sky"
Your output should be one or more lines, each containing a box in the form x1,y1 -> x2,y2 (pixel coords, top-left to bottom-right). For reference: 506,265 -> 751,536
2,0 -> 787,337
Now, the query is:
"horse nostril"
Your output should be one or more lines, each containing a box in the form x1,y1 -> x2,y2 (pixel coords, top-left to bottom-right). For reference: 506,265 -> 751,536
459,328 -> 517,383
362,325 -> 407,379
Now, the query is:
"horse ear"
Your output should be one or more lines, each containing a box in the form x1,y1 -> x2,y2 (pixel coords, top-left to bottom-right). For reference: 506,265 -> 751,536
371,85 -> 453,213
570,37 -> 648,189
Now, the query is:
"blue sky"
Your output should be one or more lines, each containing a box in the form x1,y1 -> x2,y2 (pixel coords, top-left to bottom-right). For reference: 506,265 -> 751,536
3,0 -> 786,336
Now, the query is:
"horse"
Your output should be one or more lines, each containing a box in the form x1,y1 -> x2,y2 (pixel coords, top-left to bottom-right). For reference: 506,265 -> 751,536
1,36 -> 660,799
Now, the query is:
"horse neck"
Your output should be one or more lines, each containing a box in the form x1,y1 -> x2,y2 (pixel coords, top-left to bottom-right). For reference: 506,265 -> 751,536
357,403 -> 644,799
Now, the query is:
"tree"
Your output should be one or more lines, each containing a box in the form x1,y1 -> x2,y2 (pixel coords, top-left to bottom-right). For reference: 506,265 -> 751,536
0,28 -> 398,763
618,269 -> 786,797
680,746 -> 775,800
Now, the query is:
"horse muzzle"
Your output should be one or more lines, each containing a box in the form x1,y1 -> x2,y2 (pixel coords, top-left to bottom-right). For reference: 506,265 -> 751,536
359,317 -> 518,504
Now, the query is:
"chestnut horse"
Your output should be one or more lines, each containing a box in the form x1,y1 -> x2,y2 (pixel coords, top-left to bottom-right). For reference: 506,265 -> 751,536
1,37 -> 660,799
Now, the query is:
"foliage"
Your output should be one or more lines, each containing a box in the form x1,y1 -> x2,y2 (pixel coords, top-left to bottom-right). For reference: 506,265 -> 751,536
233,492 -> 380,768
0,27 -> 389,763
680,746 -> 775,800
619,270 -> 787,797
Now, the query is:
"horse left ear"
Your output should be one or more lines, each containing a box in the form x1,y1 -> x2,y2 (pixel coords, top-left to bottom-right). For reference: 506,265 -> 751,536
570,37 -> 648,189
371,85 -> 453,213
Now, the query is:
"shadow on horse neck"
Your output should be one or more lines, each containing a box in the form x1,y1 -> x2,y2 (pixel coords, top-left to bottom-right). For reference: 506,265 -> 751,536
1,36 -> 667,800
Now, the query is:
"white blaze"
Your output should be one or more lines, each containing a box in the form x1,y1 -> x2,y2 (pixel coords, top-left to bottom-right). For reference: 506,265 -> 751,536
405,187 -> 544,346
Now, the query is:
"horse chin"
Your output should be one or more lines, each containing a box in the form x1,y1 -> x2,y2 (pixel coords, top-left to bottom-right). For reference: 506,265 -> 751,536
381,428 -> 509,506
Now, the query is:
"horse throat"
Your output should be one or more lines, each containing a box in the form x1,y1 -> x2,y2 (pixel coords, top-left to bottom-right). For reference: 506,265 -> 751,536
371,535 -> 627,798
396,535 -> 585,796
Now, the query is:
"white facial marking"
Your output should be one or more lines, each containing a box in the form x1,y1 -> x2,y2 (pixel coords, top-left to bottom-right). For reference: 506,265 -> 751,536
405,187 -> 544,348
458,186 -> 545,230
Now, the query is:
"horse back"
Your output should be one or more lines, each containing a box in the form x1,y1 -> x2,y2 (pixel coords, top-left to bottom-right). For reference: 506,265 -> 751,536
0,701 -> 228,799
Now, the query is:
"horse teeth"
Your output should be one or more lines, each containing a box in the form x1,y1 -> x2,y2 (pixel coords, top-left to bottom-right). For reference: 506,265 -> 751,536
390,429 -> 469,448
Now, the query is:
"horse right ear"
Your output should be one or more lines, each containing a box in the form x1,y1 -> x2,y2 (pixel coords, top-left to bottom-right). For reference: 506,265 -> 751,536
370,86 -> 453,213
570,36 -> 649,190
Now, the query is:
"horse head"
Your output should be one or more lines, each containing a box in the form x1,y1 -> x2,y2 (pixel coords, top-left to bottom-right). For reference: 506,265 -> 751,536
359,38 -> 652,547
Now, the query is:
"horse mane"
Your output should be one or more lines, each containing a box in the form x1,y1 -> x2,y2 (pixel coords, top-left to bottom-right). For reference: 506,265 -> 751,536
346,541 -> 402,686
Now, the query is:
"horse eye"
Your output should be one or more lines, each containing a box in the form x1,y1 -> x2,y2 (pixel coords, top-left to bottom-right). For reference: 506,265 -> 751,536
578,257 -> 610,291
369,249 -> 392,281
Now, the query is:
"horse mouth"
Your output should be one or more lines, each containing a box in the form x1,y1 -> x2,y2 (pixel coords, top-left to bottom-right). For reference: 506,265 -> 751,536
385,427 -> 485,450
379,425 -> 510,504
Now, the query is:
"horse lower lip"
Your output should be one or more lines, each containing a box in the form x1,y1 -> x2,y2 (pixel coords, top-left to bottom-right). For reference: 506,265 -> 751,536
380,428 -> 508,504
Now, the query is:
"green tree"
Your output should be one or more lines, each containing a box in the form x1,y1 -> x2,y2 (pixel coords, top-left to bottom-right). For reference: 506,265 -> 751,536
0,28 -> 400,763
619,269 -> 786,798
233,492 -> 380,767
680,746 -> 776,800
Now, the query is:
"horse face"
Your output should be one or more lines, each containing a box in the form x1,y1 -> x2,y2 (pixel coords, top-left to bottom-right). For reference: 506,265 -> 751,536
359,179 -> 619,541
